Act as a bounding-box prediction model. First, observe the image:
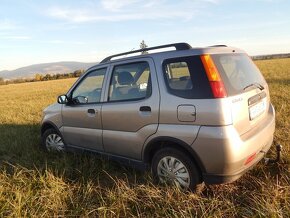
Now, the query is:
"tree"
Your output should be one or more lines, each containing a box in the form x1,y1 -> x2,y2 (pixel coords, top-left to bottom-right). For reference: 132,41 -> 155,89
43,74 -> 52,81
73,69 -> 84,77
35,73 -> 43,81
140,40 -> 148,54
0,77 -> 4,85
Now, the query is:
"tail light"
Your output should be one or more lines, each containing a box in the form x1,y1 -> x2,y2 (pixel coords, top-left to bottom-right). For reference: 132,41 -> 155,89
200,54 -> 227,98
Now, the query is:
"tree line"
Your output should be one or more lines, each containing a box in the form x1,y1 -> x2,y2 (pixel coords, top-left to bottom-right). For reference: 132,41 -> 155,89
0,69 -> 84,86
252,53 -> 290,60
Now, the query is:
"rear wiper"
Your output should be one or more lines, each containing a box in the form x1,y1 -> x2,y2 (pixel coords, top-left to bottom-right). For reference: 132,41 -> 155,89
243,83 -> 265,91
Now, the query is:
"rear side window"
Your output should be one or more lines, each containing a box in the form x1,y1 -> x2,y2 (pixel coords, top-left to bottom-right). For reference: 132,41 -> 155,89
212,54 -> 266,95
163,56 -> 212,99
165,62 -> 193,90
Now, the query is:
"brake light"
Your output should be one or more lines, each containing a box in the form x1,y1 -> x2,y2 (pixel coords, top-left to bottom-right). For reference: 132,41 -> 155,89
200,54 -> 227,98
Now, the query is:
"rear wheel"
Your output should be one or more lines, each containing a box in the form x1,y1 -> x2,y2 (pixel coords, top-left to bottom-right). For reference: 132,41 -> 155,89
42,128 -> 65,152
151,147 -> 203,192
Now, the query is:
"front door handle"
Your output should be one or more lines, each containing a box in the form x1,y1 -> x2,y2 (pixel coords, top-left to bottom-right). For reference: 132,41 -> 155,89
87,109 -> 96,114
140,106 -> 151,112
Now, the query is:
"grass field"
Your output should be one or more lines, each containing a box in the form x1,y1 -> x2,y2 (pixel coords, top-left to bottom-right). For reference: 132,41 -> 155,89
0,59 -> 289,217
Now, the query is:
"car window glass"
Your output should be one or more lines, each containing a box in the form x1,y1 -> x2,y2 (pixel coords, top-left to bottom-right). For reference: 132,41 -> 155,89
164,62 -> 193,90
163,56 -> 213,99
72,68 -> 106,104
108,62 -> 151,101
212,54 -> 266,95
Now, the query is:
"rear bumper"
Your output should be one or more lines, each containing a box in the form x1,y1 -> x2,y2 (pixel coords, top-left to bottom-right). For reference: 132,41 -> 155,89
202,138 -> 272,184
192,104 -> 275,184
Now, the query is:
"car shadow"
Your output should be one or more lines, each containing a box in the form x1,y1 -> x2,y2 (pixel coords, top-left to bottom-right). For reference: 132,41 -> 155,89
0,124 -> 148,189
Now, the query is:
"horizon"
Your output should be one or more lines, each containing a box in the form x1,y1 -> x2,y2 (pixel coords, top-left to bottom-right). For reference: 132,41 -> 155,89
0,60 -> 96,72
1,51 -> 290,72
1,0 -> 290,71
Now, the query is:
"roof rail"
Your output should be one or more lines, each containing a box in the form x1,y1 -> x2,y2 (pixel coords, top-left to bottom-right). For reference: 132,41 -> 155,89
100,42 -> 192,63
209,45 -> 227,47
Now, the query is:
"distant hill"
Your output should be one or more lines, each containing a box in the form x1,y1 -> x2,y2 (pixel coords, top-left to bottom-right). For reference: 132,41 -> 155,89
0,61 -> 97,80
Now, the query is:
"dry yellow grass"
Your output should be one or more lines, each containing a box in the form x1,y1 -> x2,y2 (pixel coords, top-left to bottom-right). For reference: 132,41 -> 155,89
0,59 -> 289,217
0,78 -> 77,125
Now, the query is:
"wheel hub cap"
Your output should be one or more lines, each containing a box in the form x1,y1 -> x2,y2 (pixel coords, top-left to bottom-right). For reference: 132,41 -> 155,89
45,133 -> 64,151
157,156 -> 190,189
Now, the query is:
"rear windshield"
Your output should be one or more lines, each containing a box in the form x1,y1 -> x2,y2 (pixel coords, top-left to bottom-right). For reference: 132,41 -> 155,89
212,54 -> 266,96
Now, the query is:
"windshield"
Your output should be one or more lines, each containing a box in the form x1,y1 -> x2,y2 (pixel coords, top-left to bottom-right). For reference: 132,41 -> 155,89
212,54 -> 266,95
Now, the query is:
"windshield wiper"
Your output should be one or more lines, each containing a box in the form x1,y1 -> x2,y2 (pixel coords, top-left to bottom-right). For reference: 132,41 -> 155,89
243,82 -> 264,91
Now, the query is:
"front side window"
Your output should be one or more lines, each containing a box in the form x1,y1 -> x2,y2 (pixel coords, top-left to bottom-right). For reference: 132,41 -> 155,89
71,68 -> 106,104
108,62 -> 151,101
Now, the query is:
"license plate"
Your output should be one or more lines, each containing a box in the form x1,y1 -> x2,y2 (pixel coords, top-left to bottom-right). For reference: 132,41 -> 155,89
249,98 -> 267,120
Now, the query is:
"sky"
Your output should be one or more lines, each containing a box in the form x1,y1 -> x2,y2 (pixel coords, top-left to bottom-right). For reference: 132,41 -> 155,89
0,0 -> 290,71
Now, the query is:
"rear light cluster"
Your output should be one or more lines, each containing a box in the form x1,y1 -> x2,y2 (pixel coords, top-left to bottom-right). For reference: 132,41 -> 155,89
200,54 -> 227,98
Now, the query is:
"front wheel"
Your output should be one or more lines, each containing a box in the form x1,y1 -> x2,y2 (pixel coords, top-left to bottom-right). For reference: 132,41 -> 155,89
151,147 -> 203,192
42,128 -> 65,152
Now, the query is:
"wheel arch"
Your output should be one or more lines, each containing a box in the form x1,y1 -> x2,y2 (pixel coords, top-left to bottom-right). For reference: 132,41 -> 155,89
143,136 -> 206,174
41,121 -> 62,136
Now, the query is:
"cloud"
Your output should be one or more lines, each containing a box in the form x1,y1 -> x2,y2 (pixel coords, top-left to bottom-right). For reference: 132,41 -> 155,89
47,7 -> 192,23
46,0 -> 217,23
41,39 -> 85,45
204,0 -> 220,3
1,36 -> 31,40
0,19 -> 17,31
101,0 -> 142,12
100,0 -> 173,12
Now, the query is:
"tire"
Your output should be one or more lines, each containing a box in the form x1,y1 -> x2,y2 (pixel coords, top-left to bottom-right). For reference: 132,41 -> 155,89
151,147 -> 204,192
41,128 -> 65,152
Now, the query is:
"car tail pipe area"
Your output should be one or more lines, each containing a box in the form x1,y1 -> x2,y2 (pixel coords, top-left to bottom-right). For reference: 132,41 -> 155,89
264,144 -> 282,164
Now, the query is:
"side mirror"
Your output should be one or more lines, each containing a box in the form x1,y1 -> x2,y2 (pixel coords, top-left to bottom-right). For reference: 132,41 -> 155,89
73,96 -> 88,104
57,95 -> 68,104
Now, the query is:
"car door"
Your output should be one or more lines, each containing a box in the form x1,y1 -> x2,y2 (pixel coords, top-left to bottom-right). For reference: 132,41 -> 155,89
102,58 -> 160,160
61,67 -> 108,151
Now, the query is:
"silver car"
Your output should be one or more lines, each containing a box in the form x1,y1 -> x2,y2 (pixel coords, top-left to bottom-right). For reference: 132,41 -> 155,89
41,43 -> 275,191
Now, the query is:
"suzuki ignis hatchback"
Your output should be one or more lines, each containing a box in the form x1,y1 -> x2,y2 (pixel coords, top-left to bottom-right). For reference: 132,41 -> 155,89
41,43 -> 275,191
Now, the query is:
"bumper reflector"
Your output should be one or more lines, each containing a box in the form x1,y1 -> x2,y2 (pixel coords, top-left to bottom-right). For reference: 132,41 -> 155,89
245,152 -> 257,165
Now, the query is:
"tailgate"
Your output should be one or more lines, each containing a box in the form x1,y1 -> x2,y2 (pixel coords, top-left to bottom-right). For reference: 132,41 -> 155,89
211,53 -> 271,135
230,88 -> 270,135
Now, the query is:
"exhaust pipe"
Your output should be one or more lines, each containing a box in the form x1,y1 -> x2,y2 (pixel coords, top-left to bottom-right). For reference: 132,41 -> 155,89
264,144 -> 282,164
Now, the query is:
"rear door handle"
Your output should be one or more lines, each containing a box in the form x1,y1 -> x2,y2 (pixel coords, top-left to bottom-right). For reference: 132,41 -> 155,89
87,109 -> 96,114
140,106 -> 151,112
